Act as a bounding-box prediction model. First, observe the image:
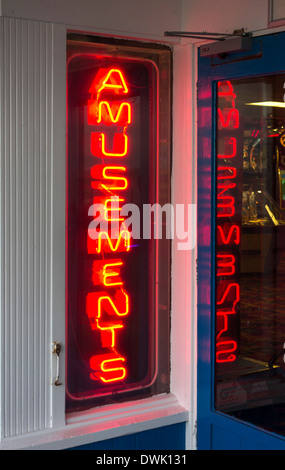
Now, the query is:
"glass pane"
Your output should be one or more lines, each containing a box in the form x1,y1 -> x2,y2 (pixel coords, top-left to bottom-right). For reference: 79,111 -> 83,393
66,37 -> 171,412
215,75 -> 285,436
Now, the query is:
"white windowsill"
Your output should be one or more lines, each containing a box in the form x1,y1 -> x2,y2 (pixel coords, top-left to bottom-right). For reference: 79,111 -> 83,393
0,394 -> 189,450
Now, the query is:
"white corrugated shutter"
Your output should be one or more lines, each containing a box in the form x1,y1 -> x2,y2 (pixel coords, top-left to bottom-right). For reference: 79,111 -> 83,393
0,17 -> 66,439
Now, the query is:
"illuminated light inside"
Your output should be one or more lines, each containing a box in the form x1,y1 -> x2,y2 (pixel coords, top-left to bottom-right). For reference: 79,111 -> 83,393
246,101 -> 285,108
216,80 -> 241,364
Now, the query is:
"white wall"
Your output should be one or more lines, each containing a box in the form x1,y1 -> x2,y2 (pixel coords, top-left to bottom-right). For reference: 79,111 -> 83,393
171,41 -> 197,447
1,0 -> 274,38
181,0 -> 269,36
1,0 -> 182,41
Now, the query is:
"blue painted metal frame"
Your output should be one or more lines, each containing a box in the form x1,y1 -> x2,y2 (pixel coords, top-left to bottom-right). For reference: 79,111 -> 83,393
197,30 -> 285,450
69,423 -> 186,450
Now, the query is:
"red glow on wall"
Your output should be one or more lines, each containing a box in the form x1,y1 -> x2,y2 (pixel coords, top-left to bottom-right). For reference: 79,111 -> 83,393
216,80 -> 241,364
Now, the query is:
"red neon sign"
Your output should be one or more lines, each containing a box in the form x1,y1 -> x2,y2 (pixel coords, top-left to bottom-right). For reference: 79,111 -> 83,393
216,80 -> 241,364
90,353 -> 127,383
88,101 -> 132,125
66,53 -> 159,404
90,68 -> 129,96
91,165 -> 129,192
91,132 -> 129,158
86,68 -> 132,383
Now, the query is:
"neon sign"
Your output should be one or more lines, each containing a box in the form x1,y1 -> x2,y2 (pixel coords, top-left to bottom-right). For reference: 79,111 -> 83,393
66,53 -> 160,404
216,80 -> 241,364
87,69 -> 131,381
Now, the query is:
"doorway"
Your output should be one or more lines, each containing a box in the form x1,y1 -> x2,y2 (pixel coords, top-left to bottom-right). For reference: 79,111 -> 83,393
198,30 -> 285,450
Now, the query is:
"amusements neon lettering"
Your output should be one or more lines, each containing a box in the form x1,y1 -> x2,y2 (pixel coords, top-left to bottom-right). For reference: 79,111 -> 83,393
86,68 -> 132,383
216,81 -> 240,364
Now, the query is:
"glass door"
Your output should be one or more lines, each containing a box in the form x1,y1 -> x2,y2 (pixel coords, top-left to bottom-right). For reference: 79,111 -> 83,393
198,31 -> 285,450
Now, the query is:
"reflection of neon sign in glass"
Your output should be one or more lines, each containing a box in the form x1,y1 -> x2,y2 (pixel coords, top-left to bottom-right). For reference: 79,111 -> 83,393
216,80 -> 241,364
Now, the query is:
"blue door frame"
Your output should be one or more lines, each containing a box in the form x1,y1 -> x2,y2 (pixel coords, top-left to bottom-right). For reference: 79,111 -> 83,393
197,30 -> 285,450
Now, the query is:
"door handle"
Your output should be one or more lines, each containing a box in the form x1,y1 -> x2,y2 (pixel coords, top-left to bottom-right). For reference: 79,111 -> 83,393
52,341 -> 62,386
